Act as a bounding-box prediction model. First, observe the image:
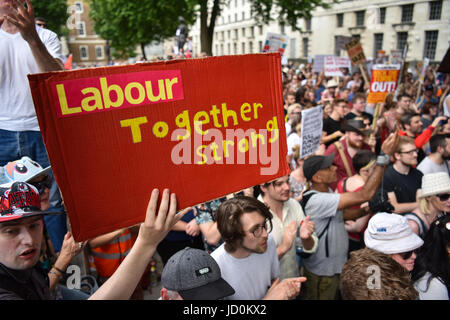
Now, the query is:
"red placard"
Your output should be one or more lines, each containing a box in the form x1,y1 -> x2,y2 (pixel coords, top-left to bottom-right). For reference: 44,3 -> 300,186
28,53 -> 289,241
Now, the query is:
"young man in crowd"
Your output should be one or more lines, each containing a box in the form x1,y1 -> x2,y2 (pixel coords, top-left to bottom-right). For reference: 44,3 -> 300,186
382,136 -> 424,214
0,184 -> 188,300
344,92 -> 373,123
259,175 -> 318,279
324,118 -> 373,190
299,129 -> 399,300
322,99 -> 349,147
211,196 -> 306,300
417,134 -> 450,175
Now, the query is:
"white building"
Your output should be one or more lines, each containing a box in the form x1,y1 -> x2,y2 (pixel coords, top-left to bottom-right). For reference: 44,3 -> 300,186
187,0 -> 449,63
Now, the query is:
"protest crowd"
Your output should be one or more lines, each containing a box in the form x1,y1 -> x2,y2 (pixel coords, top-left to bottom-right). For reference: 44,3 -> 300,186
0,0 -> 449,301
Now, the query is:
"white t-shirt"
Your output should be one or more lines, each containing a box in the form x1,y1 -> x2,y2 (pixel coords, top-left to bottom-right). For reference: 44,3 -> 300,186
414,272 -> 449,300
211,236 -> 280,300
0,26 -> 65,131
417,157 -> 449,175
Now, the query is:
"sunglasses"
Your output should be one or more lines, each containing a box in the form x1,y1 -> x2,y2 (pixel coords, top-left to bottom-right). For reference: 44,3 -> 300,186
400,249 -> 419,260
30,175 -> 52,194
436,193 -> 450,202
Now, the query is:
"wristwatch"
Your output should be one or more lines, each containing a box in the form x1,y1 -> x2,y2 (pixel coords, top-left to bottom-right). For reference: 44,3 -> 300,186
376,152 -> 390,166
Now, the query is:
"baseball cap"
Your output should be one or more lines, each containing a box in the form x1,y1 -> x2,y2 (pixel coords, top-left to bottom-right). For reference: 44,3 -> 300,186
161,247 -> 235,300
364,212 -> 424,255
0,157 -> 51,185
303,153 -> 335,181
0,181 -> 59,223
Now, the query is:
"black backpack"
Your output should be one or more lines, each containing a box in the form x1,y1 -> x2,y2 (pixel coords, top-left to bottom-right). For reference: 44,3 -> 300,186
299,190 -> 332,258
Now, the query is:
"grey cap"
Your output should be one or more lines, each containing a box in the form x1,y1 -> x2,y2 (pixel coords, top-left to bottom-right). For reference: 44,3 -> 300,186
161,247 -> 235,300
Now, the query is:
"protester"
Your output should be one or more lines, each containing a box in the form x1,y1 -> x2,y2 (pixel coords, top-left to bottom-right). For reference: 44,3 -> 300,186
406,172 -> 450,237
324,118 -> 373,190
160,247 -> 235,300
344,92 -> 373,123
299,130 -> 399,300
0,185 -> 188,300
211,196 -> 306,300
340,247 -> 419,300
417,134 -> 450,175
382,136 -> 423,214
411,215 -> 450,300
0,0 -> 67,254
259,175 -> 318,279
322,99 -> 348,147
336,150 -> 377,255
289,145 -> 307,202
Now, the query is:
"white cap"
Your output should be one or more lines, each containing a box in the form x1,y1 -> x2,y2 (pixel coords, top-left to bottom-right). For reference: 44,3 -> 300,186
364,213 -> 423,254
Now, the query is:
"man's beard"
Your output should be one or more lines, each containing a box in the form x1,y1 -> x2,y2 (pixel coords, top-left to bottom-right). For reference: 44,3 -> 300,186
347,138 -> 363,149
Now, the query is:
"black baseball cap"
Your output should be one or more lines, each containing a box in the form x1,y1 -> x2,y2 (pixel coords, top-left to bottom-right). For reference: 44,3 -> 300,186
303,153 -> 335,181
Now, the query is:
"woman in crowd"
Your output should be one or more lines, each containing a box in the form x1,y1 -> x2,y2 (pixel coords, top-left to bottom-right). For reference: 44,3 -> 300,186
411,215 -> 449,300
406,172 -> 450,237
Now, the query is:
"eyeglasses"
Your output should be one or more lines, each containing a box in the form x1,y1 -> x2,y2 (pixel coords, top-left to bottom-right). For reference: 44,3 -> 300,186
400,249 -> 419,260
247,219 -> 272,238
30,175 -> 52,194
436,193 -> 450,202
36,23 -> 46,28
399,149 -> 418,155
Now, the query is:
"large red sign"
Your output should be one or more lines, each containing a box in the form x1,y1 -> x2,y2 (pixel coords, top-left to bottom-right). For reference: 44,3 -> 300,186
28,53 -> 289,241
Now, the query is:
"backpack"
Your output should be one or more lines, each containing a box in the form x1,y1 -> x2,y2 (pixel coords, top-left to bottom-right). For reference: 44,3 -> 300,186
299,190 -> 333,258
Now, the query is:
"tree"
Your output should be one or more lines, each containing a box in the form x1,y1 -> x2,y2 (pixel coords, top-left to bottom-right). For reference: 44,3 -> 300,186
89,0 -> 196,60
32,0 -> 68,37
198,0 -> 336,56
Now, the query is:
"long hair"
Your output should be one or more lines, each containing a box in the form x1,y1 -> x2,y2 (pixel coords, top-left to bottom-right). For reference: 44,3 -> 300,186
215,196 -> 272,253
411,215 -> 450,292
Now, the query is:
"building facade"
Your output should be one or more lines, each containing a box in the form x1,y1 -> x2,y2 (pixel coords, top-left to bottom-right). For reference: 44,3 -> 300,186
65,0 -> 108,67
188,0 -> 449,63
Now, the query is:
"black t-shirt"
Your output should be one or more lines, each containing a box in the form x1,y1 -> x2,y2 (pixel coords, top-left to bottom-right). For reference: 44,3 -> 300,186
323,117 -> 342,146
381,165 -> 423,204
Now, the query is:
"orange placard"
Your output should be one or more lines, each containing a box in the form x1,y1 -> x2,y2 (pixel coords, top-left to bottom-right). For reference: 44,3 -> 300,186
367,64 -> 401,104
28,53 -> 289,241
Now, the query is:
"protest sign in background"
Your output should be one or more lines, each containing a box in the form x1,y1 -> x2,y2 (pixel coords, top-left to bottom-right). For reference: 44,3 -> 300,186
263,32 -> 287,56
300,105 -> 323,159
367,64 -> 401,104
324,56 -> 351,77
345,38 -> 366,65
28,53 -> 289,241
313,55 -> 328,74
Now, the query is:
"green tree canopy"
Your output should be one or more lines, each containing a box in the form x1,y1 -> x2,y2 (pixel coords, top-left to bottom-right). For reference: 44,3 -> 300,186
32,0 -> 68,37
89,0 -> 196,59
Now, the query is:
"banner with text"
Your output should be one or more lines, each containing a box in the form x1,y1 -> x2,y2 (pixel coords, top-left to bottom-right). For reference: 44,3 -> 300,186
324,56 -> 352,77
367,64 -> 401,103
300,105 -> 323,159
28,53 -> 289,241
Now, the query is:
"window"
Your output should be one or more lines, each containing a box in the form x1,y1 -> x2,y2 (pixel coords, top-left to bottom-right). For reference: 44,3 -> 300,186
337,13 -> 344,27
77,21 -> 86,36
424,30 -> 438,60
220,44 -> 224,56
235,13 -> 237,22
303,38 -> 309,57
397,32 -> 408,51
242,42 -> 246,54
379,7 -> 386,24
259,40 -> 263,52
74,1 -> 83,13
401,4 -> 414,23
95,46 -> 104,59
356,11 -> 365,26
242,12 -> 245,20
233,43 -> 237,54
227,43 -> 231,55
79,46 -> 88,60
227,30 -> 231,39
373,33 -> 383,57
290,38 -> 296,58
242,27 -> 245,37
234,29 -> 238,40
250,26 -> 254,37
305,18 -> 311,31
259,25 -> 263,35
429,1 -> 442,20
249,41 -> 253,53
280,24 -> 285,34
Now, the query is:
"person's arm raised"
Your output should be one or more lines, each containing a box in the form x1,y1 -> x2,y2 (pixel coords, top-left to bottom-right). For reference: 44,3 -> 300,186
337,130 -> 399,210
4,0 -> 63,72
89,189 -> 189,300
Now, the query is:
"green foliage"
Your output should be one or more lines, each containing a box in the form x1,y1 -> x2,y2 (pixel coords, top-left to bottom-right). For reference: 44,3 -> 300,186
89,0 -> 196,59
31,0 -> 68,37
249,0 -> 336,31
